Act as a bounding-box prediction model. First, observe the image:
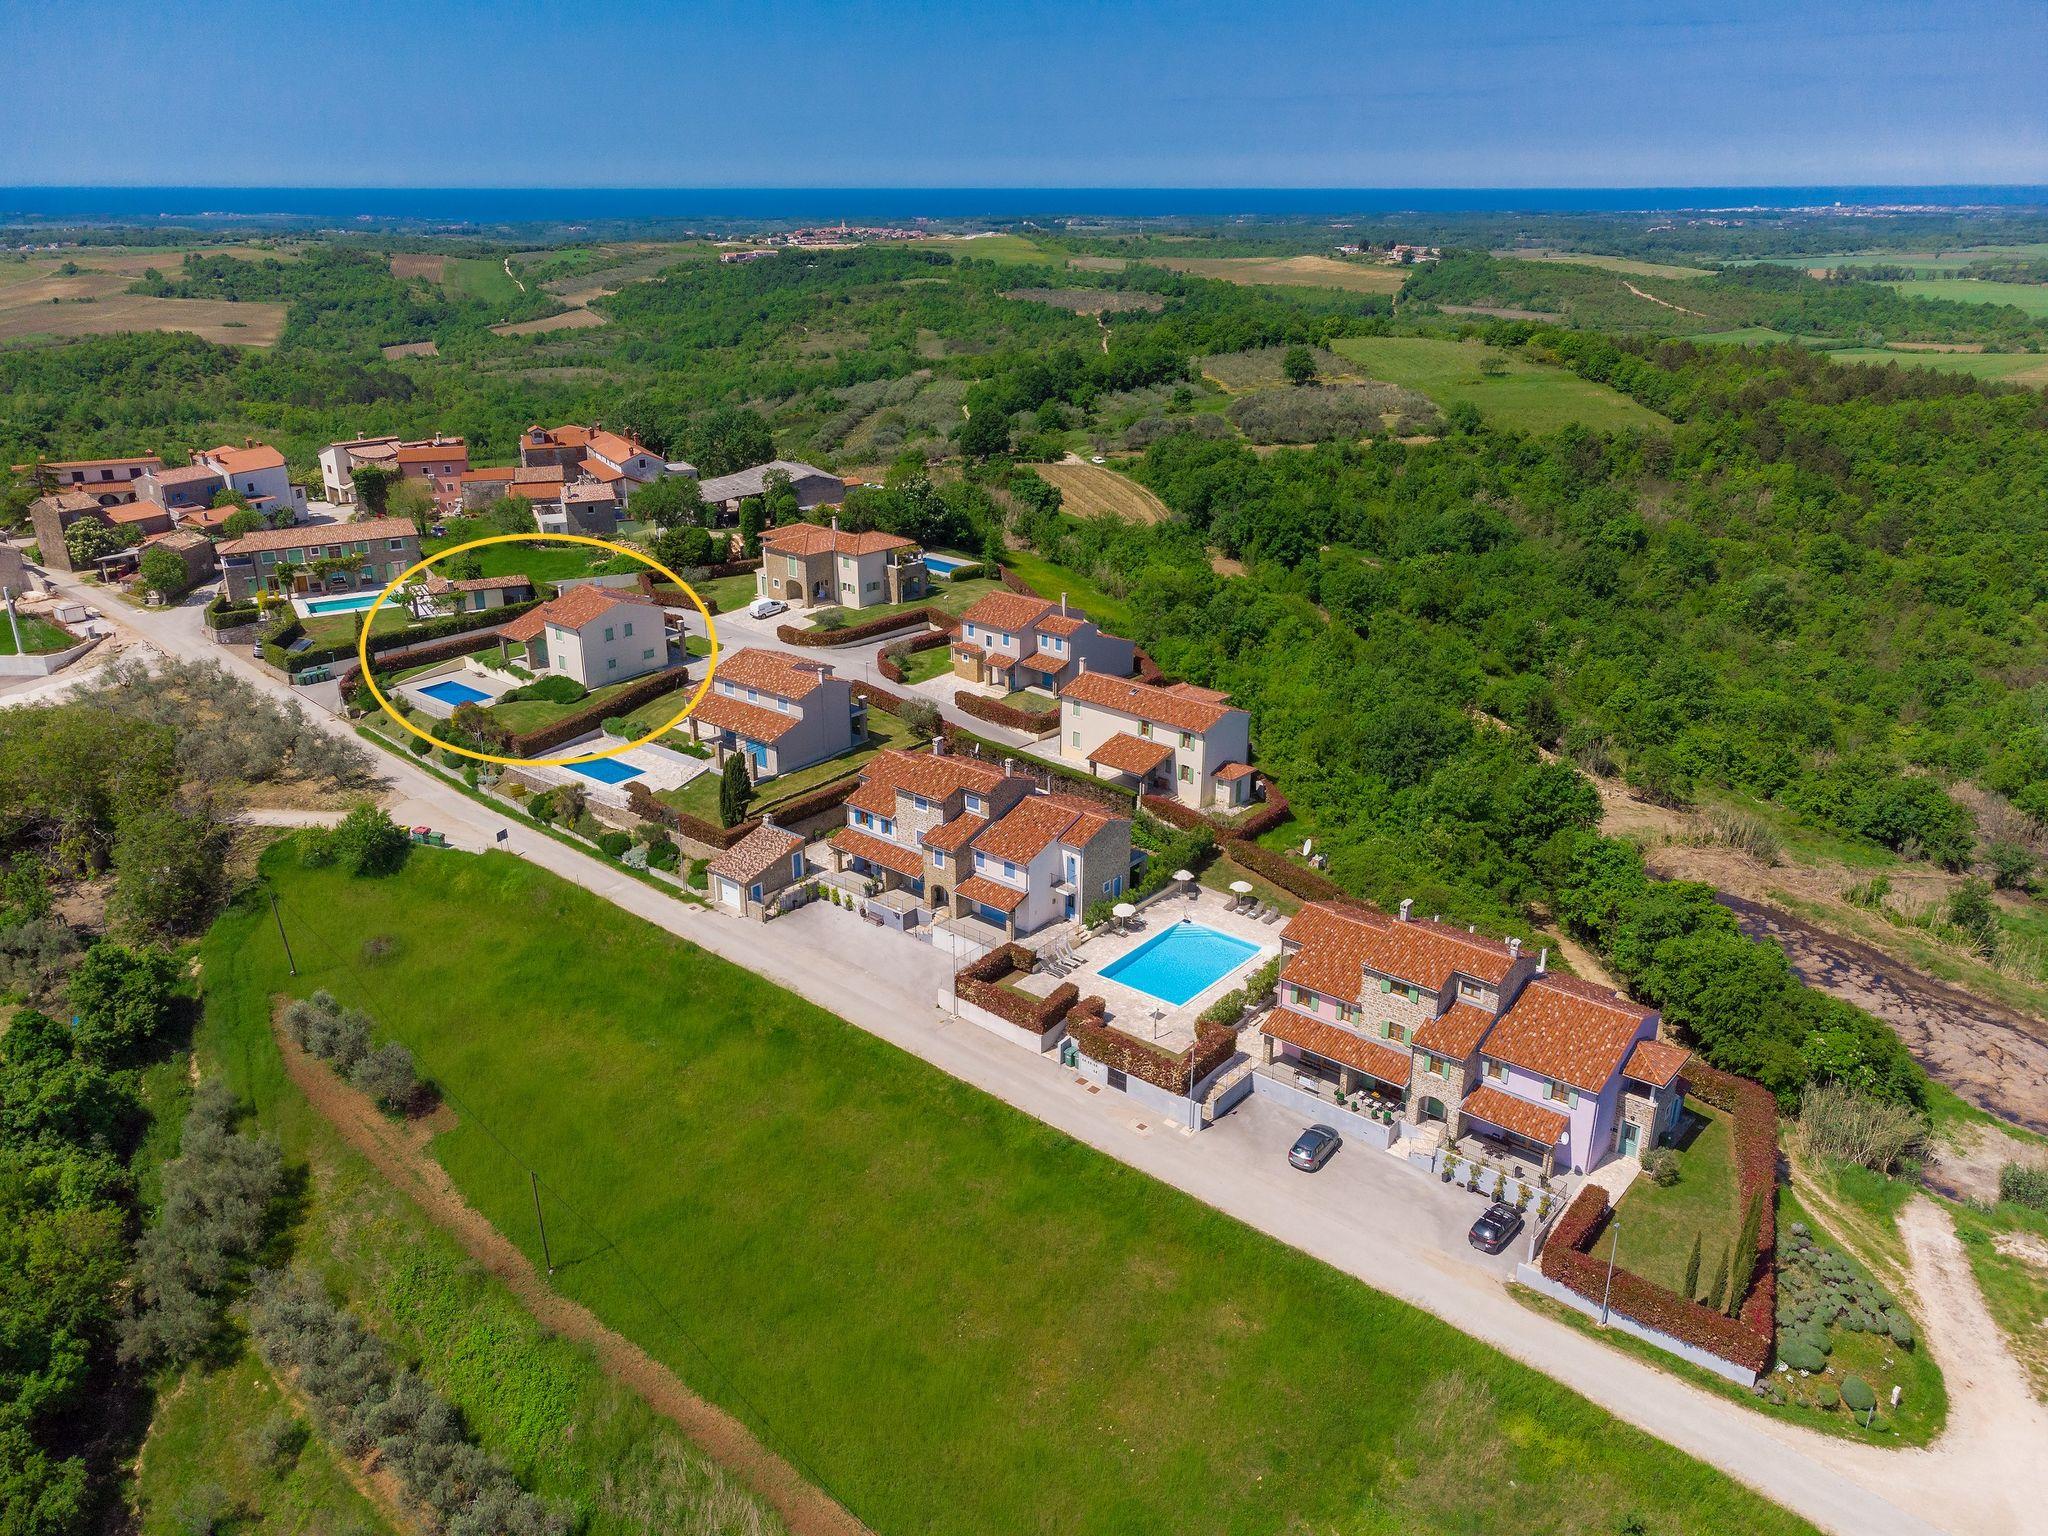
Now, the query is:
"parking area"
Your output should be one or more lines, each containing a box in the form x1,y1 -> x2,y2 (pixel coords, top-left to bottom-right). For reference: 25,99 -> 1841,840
1201,1093 -> 1529,1278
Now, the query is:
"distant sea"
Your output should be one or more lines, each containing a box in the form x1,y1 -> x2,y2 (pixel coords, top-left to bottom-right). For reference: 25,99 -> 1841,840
3,185 -> 2046,225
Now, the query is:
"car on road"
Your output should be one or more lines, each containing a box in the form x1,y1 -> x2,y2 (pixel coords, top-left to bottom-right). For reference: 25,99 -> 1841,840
746,596 -> 788,620
1090,455 -> 1107,464
1287,1124 -> 1340,1171
1468,1201 -> 1524,1253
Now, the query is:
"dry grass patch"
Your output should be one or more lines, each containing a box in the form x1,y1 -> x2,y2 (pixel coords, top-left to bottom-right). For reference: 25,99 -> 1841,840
492,308 -> 609,337
389,253 -> 446,281
0,267 -> 286,347
1148,254 -> 1405,295
1033,461 -> 1171,523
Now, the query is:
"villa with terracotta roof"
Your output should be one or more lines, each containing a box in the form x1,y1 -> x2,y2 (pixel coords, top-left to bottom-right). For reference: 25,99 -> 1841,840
319,434 -> 468,506
1057,671 -> 1255,810
133,461 -> 227,518
519,423 -> 675,507
216,517 -> 421,603
191,440 -> 307,521
951,592 -> 1135,699
499,585 -> 670,689
683,646 -> 863,781
1254,897 -> 1687,1173
755,520 -> 927,610
825,743 -> 1131,936
412,572 -> 536,618
11,454 -> 162,505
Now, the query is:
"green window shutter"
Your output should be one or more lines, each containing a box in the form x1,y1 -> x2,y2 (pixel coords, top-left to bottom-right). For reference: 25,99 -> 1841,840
1407,986 -> 1421,1005
1568,1088 -> 1580,1108
1379,977 -> 1392,993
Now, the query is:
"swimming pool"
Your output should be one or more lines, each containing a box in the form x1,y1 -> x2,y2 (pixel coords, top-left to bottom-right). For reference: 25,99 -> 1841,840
922,552 -> 972,577
419,680 -> 492,707
299,591 -> 384,615
566,757 -> 643,785
1098,921 -> 1261,1007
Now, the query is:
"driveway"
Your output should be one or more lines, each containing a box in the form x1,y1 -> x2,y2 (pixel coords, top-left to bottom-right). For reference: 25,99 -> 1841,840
17,558 -> 1976,1536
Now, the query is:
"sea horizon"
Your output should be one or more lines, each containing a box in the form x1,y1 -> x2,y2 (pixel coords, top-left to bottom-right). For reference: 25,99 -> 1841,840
4,183 -> 2046,226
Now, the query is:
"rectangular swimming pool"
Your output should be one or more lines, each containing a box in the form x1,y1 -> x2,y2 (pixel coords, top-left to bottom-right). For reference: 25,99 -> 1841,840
566,757 -> 644,785
419,680 -> 492,707
1098,921 -> 1261,1007
922,552 -> 972,577
300,591 -> 384,615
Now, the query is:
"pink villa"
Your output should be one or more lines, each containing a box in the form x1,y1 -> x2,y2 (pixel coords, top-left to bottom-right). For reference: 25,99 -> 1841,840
1256,899 -> 1689,1175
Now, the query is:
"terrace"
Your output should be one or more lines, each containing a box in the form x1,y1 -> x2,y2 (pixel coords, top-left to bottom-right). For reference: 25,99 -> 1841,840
1049,887 -> 1277,1053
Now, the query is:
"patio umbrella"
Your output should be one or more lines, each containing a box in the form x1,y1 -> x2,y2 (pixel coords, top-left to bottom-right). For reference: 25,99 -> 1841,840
1228,878 -> 1254,911
1172,868 -> 1195,899
1112,901 -> 1136,931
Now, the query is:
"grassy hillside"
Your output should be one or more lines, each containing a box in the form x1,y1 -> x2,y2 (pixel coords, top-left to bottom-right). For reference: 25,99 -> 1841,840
1331,335 -> 1671,433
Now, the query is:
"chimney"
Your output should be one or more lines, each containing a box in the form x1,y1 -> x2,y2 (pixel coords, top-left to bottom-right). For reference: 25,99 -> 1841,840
245,436 -> 255,448
1508,937 -> 1522,959
1397,898 -> 1412,922
1536,948 -> 1548,974
831,515 -> 839,532
930,736 -> 944,756
1061,592 -> 1068,614
761,810 -> 776,829
1003,756 -> 1015,777
1077,656 -> 1088,675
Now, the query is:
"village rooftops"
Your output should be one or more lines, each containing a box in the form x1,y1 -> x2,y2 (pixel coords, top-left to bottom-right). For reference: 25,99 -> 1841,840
1061,670 -> 1236,734
587,428 -> 654,464
1483,973 -> 1658,1095
958,591 -> 1058,633
716,646 -> 838,700
760,521 -> 916,558
971,792 -> 1117,864
696,459 -> 839,501
152,463 -> 225,486
34,489 -> 106,516
1352,913 -> 1523,993
14,454 -> 162,472
1623,1037 -> 1691,1089
708,822 -> 805,885
218,517 -> 418,556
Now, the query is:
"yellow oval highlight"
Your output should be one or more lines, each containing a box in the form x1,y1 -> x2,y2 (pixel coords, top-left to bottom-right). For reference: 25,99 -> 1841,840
354,532 -> 719,769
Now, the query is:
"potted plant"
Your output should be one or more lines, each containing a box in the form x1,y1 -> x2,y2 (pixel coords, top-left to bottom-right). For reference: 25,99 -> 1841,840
1442,1154 -> 1459,1184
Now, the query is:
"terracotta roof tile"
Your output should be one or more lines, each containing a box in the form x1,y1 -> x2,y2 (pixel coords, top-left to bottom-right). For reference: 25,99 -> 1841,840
1214,761 -> 1260,782
1484,973 -> 1656,1093
959,591 -> 1055,632
715,646 -> 836,701
973,792 -> 1122,865
219,517 -> 416,555
1412,1001 -> 1496,1060
856,747 -> 1006,803
1624,1037 -> 1690,1089
693,692 -> 799,744
1356,918 -> 1521,992
761,521 -> 916,558
1461,1084 -> 1570,1147
1014,649 -> 1063,675
1037,613 -> 1087,637
954,873 -> 1027,913
1061,671 -> 1236,733
919,813 -> 986,853
202,442 -> 286,473
1277,901 -> 1395,1005
1086,732 -> 1173,776
707,824 -> 804,883
1263,1006 -> 1412,1087
537,584 -> 647,629
828,825 -> 923,879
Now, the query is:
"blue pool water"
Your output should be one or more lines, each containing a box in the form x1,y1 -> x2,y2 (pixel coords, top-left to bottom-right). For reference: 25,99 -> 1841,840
302,591 -> 383,615
1098,921 -> 1261,1007
419,680 -> 492,707
922,553 -> 971,577
566,757 -> 644,785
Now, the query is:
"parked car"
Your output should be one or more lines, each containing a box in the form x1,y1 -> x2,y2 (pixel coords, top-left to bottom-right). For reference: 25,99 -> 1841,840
1090,455 -> 1107,465
747,596 -> 787,619
1287,1124 -> 1340,1172
1468,1201 -> 1524,1253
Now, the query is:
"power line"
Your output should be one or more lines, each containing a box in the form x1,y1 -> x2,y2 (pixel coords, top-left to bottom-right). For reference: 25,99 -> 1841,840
268,889 -> 867,1531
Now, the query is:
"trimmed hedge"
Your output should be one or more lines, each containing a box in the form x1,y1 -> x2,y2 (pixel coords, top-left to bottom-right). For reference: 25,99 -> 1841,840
776,606 -> 941,647
203,595 -> 262,630
1223,839 -> 1349,905
876,628 -> 951,683
952,689 -> 1061,733
1067,1001 -> 1237,1096
954,945 -> 1081,1037
507,665 -> 692,755
285,596 -> 546,670
335,630 -> 506,697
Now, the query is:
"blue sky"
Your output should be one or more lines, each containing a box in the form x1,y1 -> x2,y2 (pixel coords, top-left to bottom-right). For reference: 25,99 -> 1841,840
3,0 -> 2043,187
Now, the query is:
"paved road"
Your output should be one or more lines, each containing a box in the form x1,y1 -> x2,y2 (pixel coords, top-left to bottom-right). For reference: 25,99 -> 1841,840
27,566 -> 1995,1536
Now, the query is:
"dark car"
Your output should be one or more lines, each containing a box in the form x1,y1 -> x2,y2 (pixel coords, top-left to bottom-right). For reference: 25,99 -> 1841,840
1288,1124 -> 1340,1172
1468,1201 -> 1524,1254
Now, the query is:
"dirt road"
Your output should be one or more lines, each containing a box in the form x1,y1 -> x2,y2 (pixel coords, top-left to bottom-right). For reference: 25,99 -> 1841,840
274,1019 -> 868,1536
1717,893 -> 2048,1133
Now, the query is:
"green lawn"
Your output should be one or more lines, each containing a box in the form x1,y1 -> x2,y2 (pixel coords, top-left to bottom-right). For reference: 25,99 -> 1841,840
1589,1100 -> 1741,1295
998,551 -> 1132,634
815,574 -> 1005,628
423,522 -> 620,582
198,849 -> 1818,1536
441,254 -> 527,309
487,674 -> 662,735
136,1352 -> 394,1536
0,613 -> 74,655
1330,335 -> 1673,435
301,604 -> 409,649
658,709 -> 916,822
699,571 -> 759,614
897,643 -> 953,685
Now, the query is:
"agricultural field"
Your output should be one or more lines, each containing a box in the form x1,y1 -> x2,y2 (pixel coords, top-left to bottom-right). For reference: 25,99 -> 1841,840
1498,249 -> 1714,280
1032,460 -> 1171,523
0,250 -> 287,346
1817,346 -> 2048,387
1331,335 -> 1672,434
916,232 -> 1049,262
1883,279 -> 2048,319
1144,253 -> 1406,295
491,307 -> 608,336
1199,343 -> 1358,391
201,850 -> 1820,1536
440,254 -> 527,309
1002,287 -> 1166,314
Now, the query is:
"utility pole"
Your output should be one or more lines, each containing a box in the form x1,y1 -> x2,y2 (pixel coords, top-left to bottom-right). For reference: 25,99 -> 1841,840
1600,1217 -> 1622,1326
268,888 -> 297,976
530,1170 -> 554,1275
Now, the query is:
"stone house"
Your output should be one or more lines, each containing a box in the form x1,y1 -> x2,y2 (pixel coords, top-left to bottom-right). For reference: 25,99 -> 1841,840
1058,670 -> 1255,809
695,460 -> 846,519
706,819 -> 807,919
10,454 -> 161,505
216,517 -> 421,603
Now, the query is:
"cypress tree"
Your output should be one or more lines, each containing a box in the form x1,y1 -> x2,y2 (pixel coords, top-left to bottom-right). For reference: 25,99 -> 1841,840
1682,1230 -> 1703,1301
1706,1245 -> 1731,1313
1727,1192 -> 1765,1318
718,754 -> 753,828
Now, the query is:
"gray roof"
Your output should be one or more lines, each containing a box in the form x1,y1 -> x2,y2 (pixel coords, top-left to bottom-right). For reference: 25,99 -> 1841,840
696,459 -> 842,502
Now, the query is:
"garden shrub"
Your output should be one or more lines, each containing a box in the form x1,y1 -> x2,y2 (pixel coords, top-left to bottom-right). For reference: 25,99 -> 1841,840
1840,1374 -> 1876,1414
348,1042 -> 419,1113
1776,1338 -> 1825,1372
1643,1147 -> 1680,1186
329,804 -> 410,877
597,830 -> 633,859
1999,1161 -> 2048,1214
500,674 -> 587,705
1813,1384 -> 1839,1410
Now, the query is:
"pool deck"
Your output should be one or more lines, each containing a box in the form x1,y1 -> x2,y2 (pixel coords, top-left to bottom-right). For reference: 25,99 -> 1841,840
1052,888 -> 1281,1052
521,730 -> 711,807
398,660 -> 520,720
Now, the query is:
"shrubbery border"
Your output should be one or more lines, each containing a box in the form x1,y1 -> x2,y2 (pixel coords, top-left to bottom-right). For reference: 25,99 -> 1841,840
954,944 -> 1082,1036
952,689 -> 1061,734
776,606 -> 942,647
1067,1001 -> 1237,1096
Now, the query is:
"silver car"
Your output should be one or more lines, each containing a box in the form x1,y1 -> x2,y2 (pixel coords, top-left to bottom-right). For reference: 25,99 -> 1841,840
1288,1124 -> 1340,1171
